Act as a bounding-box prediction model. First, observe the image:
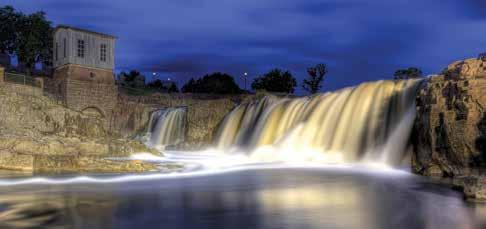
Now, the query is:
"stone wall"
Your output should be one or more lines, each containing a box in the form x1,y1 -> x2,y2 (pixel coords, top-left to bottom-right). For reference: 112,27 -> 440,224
116,93 -> 252,146
0,83 -> 106,138
53,64 -> 115,84
50,64 -> 118,129
64,79 -> 117,118
0,151 -> 34,171
111,98 -> 155,138
0,66 -> 4,85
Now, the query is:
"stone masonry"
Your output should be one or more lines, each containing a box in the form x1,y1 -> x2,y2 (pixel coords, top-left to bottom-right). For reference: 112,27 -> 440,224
0,65 -> 4,85
51,64 -> 118,129
51,25 -> 118,130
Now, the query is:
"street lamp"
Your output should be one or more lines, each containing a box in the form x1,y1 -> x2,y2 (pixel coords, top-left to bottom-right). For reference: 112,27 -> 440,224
243,72 -> 248,91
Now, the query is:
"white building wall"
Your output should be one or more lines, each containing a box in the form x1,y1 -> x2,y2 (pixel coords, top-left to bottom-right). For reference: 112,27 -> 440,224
53,28 -> 115,70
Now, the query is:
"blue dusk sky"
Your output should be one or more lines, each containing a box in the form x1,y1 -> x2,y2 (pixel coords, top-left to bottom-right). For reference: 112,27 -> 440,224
3,0 -> 486,93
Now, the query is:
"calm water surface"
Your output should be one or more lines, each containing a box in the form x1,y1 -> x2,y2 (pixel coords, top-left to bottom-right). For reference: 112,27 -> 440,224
0,167 -> 485,229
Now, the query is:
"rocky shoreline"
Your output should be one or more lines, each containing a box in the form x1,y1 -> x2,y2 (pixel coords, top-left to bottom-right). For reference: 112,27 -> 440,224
0,83 -> 174,174
0,136 -> 163,173
412,58 -> 486,200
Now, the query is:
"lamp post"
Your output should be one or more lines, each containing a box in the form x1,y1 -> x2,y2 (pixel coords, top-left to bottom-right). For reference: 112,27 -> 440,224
152,72 -> 157,82
243,72 -> 248,91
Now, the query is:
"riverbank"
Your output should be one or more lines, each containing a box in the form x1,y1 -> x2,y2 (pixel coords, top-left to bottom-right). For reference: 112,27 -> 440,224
412,58 -> 486,201
0,82 -> 170,173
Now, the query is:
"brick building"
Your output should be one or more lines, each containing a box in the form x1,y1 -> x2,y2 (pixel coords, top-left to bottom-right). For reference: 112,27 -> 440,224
52,25 -> 118,121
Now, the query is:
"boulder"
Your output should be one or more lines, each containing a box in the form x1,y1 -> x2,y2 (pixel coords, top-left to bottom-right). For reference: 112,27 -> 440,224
412,57 -> 486,200
0,136 -> 160,173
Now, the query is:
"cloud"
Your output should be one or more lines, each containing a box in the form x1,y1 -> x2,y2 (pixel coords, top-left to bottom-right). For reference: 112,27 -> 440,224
2,0 -> 485,93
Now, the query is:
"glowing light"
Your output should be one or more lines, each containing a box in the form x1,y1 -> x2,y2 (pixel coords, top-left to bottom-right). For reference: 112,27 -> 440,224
130,153 -> 164,161
214,79 -> 423,166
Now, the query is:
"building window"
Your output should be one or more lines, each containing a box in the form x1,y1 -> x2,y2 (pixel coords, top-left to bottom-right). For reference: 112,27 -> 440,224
63,38 -> 67,58
55,42 -> 59,61
77,39 -> 85,58
100,44 -> 107,62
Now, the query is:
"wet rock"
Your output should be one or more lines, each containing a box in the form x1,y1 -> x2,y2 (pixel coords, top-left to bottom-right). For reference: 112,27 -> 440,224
0,83 -> 166,173
462,176 -> 486,201
412,57 -> 486,200
33,155 -> 158,174
0,136 -> 159,172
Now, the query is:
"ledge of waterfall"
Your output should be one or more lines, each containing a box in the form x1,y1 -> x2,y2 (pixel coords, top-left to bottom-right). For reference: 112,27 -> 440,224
0,135 -> 184,174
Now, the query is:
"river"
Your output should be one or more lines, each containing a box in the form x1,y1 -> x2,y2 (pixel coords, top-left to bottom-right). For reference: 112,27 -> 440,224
0,152 -> 484,228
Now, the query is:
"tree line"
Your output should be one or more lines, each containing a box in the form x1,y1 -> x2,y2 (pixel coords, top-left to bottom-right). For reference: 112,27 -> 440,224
174,64 -> 423,95
119,64 -> 423,95
118,70 -> 179,93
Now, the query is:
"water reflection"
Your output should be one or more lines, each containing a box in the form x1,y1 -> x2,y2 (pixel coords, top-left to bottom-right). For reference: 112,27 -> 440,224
0,169 -> 484,229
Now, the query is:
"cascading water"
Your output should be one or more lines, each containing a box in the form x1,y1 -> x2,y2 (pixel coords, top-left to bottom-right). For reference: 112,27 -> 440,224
215,79 -> 423,166
145,107 -> 187,150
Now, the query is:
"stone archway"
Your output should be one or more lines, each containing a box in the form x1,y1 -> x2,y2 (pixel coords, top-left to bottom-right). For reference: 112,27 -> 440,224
81,106 -> 105,118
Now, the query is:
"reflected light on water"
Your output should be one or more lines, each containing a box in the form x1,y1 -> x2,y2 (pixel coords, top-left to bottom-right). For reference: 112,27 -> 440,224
0,167 -> 483,228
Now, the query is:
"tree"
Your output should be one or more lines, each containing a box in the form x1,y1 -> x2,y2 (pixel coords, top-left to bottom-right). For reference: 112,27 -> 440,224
393,67 -> 423,80
181,72 -> 241,94
168,83 -> 179,93
251,69 -> 297,94
147,79 -> 163,90
0,6 -> 21,55
303,63 -> 327,94
15,10 -> 53,75
118,70 -> 146,88
182,78 -> 196,92
0,6 -> 53,74
147,79 -> 179,93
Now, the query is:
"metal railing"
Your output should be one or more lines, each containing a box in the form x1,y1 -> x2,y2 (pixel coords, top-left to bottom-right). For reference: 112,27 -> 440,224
2,72 -> 44,99
4,72 -> 40,87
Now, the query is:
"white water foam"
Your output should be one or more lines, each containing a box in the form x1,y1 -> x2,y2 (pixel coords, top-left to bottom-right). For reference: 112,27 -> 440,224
0,150 -> 410,186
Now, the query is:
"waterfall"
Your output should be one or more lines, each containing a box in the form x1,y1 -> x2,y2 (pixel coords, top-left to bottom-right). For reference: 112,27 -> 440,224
145,107 -> 187,150
215,79 -> 423,166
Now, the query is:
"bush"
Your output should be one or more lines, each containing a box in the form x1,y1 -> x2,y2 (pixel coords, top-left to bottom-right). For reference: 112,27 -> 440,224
147,79 -> 179,93
393,67 -> 423,80
251,69 -> 296,94
181,72 -> 241,94
118,70 -> 145,88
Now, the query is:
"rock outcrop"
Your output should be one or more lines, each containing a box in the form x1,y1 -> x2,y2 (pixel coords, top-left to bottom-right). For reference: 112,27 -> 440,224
0,83 -> 160,173
0,83 -> 106,138
117,93 -> 251,147
412,57 -> 486,200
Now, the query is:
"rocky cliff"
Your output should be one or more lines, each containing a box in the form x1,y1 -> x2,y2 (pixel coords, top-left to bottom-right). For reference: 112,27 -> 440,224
117,93 -> 250,148
412,58 -> 486,200
0,83 -> 107,138
0,83 -> 159,173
